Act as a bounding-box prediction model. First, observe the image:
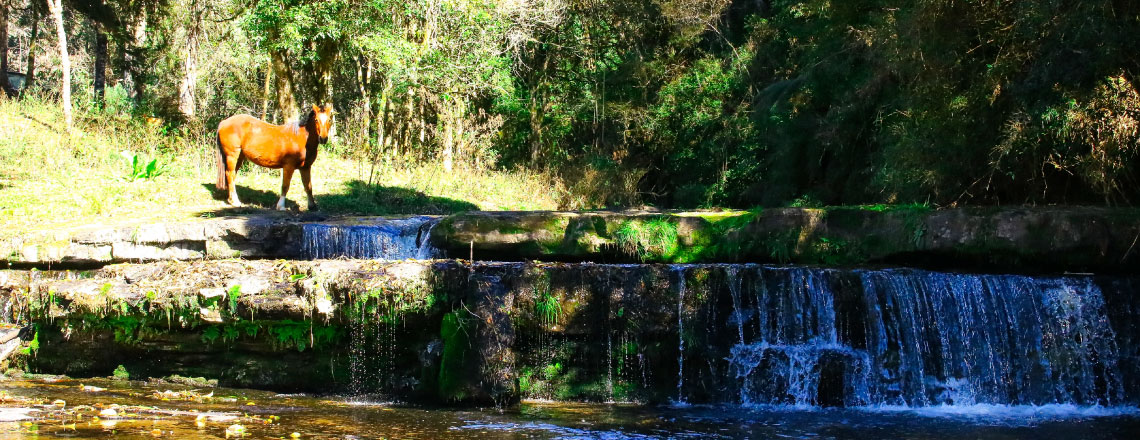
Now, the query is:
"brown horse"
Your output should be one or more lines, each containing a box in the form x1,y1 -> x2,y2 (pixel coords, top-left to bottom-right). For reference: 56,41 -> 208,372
215,104 -> 335,210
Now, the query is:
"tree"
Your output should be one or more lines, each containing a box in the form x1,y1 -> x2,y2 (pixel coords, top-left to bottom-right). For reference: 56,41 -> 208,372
0,0 -> 12,96
245,0 -> 315,122
23,0 -> 39,94
93,21 -> 108,106
176,0 -> 201,118
46,0 -> 71,127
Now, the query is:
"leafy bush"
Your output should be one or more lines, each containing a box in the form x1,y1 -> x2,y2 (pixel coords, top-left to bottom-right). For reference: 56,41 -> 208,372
120,151 -> 167,181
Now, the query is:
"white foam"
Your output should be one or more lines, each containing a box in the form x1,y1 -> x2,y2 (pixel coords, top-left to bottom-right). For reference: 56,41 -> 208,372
859,403 -> 1140,421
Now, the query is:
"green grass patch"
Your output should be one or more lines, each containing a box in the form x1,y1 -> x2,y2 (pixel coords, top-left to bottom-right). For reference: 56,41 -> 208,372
615,218 -> 680,262
0,98 -> 561,240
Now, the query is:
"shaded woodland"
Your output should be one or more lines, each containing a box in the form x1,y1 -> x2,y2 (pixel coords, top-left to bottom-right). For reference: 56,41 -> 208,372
3,0 -> 1139,208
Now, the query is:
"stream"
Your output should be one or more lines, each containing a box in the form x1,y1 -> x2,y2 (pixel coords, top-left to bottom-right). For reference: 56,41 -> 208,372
0,377 -> 1138,439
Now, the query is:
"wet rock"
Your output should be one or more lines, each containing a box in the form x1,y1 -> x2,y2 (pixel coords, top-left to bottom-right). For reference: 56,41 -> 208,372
111,241 -> 204,261
199,307 -> 223,323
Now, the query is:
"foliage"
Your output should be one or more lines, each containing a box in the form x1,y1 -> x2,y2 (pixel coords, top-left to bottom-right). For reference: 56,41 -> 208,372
0,99 -> 558,240
499,0 -> 1140,207
438,309 -> 473,401
120,151 -> 167,181
226,284 -> 241,315
8,0 -> 1140,208
615,218 -> 680,261
112,364 -> 130,380
535,292 -> 561,324
21,329 -> 39,356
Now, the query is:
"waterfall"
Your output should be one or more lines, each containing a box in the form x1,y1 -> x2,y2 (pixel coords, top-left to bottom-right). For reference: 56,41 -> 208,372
731,341 -> 872,407
859,270 -> 1123,407
674,266 -> 686,404
724,267 -> 1126,407
302,216 -> 438,260
726,266 -> 745,345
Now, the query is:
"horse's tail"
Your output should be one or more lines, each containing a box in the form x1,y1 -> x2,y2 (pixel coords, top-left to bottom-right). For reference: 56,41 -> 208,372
215,131 -> 227,191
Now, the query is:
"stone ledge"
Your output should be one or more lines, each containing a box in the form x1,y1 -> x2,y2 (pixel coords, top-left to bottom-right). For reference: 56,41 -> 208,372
3,215 -> 436,266
7,207 -> 1140,273
430,207 -> 1140,272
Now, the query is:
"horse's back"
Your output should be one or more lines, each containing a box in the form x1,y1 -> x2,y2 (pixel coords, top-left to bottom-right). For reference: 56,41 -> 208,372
217,114 -> 297,169
217,114 -> 265,134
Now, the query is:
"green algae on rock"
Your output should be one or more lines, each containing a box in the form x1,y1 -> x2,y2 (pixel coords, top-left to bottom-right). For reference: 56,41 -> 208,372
431,207 -> 1140,273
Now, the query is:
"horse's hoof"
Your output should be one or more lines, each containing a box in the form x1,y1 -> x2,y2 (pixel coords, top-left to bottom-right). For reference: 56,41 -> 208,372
308,204 -> 319,212
228,201 -> 243,208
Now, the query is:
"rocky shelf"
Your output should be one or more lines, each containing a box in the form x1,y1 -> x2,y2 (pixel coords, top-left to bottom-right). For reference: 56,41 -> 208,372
5,207 -> 1140,273
1,259 -> 1137,407
2,215 -> 438,267
432,207 -> 1140,272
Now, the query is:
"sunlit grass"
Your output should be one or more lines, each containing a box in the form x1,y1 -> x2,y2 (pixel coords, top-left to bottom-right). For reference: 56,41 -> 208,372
0,97 -> 561,239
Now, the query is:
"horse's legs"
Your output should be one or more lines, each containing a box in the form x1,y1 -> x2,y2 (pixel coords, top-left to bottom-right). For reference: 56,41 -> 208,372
300,167 -> 318,211
225,152 -> 242,207
278,164 -> 296,211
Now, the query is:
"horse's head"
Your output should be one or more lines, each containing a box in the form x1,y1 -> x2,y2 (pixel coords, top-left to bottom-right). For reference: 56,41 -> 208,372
311,104 -> 335,143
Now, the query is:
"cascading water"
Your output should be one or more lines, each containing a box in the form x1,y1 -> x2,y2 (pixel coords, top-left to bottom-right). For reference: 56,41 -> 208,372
320,217 -> 438,398
720,266 -> 1126,408
726,266 -> 745,345
301,216 -> 438,260
674,266 -> 686,404
858,270 -> 1123,407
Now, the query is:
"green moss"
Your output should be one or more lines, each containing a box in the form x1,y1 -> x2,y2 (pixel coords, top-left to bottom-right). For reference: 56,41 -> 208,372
518,367 -> 537,395
438,310 -> 472,402
497,225 -> 530,235
826,203 -> 932,214
20,328 -> 39,356
164,374 -> 219,387
112,364 -> 130,380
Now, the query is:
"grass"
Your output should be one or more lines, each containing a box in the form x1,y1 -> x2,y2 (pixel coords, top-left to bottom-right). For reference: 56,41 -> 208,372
614,218 -> 680,262
0,96 -> 561,240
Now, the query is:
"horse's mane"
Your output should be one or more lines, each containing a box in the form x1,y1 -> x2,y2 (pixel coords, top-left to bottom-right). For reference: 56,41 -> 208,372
285,108 -> 317,135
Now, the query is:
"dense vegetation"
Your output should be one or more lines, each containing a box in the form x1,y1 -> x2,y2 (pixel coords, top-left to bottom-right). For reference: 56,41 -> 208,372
3,0 -> 1138,209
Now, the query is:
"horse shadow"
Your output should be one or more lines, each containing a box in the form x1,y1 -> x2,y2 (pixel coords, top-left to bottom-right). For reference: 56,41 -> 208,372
314,180 -> 478,215
198,180 -> 478,217
199,183 -> 299,214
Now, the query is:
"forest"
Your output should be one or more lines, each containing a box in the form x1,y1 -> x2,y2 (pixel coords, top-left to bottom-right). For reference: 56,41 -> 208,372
2,0 -> 1139,209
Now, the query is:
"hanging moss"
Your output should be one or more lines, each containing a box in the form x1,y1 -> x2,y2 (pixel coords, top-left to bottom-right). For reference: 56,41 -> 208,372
437,310 -> 473,402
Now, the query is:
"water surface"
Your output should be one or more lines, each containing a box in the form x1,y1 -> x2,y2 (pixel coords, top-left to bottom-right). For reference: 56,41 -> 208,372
0,378 -> 1137,439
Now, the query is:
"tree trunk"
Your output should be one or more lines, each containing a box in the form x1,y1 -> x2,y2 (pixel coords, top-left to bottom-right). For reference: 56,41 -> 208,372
23,2 -> 39,95
93,22 -> 108,108
417,87 -> 426,147
260,58 -> 272,120
123,9 -> 148,104
356,55 -> 371,142
270,49 -> 298,122
316,41 -> 336,104
0,2 -> 12,96
376,76 -> 391,158
177,3 -> 199,119
400,86 -> 415,156
529,93 -> 543,164
528,53 -> 551,164
456,99 -> 466,166
47,0 -> 71,127
442,99 -> 453,172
